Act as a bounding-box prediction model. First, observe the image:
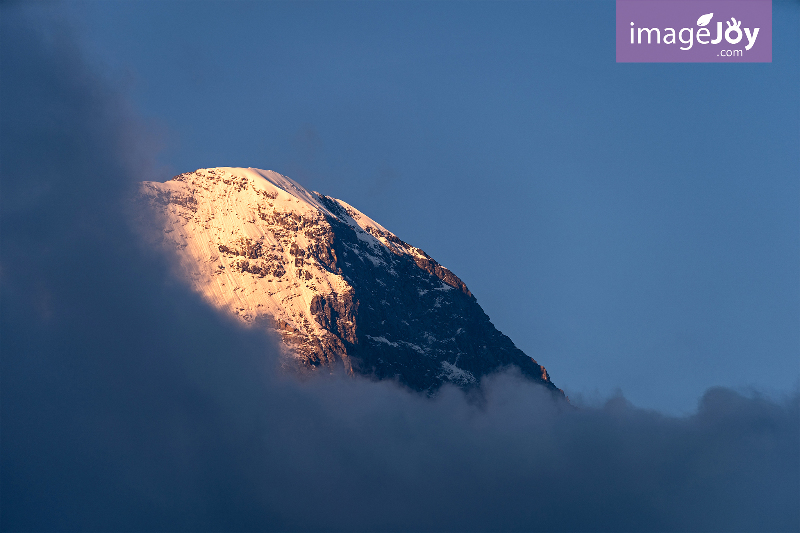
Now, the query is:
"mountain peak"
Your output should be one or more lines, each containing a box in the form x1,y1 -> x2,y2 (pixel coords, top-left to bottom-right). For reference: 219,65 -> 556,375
141,167 -> 559,394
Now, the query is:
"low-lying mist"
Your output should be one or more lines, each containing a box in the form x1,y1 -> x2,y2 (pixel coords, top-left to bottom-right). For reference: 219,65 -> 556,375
2,7 -> 797,532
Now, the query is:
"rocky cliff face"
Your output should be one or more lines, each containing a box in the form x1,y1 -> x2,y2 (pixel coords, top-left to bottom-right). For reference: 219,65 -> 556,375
141,167 -> 561,395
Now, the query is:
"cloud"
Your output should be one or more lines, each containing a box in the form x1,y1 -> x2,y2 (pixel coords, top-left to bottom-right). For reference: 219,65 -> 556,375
1,6 -> 798,532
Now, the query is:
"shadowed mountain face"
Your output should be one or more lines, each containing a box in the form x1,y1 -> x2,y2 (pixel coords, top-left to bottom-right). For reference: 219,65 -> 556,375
141,167 -> 560,394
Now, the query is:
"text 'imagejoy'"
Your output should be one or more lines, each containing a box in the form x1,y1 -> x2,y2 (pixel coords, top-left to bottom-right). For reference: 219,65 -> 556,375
617,0 -> 772,63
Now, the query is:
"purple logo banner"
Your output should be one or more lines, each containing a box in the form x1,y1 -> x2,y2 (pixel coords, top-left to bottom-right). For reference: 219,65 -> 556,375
617,0 -> 772,63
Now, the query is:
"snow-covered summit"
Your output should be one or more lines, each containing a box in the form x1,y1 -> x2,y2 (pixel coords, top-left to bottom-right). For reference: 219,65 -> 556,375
141,167 -> 559,394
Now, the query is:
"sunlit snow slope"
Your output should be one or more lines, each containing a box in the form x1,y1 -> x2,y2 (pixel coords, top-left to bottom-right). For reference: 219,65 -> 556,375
141,167 -> 560,394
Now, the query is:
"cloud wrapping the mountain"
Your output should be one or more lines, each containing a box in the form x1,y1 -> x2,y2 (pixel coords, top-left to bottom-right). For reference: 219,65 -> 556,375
2,8 -> 797,532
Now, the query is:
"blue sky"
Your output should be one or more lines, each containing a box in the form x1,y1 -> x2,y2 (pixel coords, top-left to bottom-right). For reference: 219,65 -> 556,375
51,0 -> 800,413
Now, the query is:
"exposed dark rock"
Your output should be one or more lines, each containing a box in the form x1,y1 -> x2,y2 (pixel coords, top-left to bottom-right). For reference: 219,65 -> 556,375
303,197 -> 561,396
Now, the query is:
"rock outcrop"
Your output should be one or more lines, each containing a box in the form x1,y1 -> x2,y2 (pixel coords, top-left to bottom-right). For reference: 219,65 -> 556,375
141,167 -> 561,395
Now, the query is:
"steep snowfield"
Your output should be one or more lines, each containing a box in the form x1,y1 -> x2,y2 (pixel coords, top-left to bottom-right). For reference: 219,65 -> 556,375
141,167 -> 451,365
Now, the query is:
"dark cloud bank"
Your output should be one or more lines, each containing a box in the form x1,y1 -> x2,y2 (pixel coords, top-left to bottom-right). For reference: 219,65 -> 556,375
1,8 -> 798,532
